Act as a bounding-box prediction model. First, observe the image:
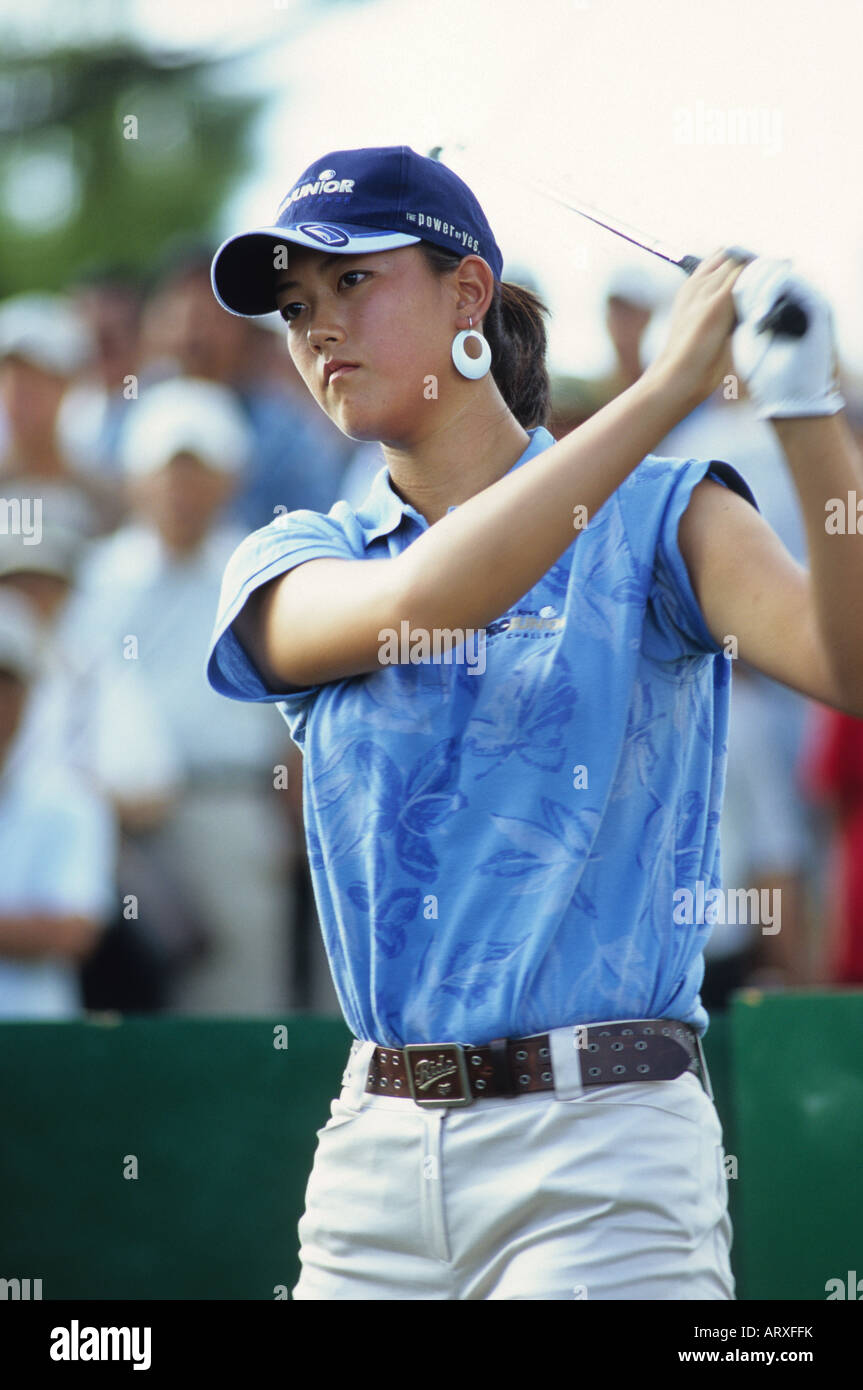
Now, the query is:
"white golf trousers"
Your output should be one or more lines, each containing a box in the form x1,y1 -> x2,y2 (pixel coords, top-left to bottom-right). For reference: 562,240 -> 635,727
292,1033 -> 735,1300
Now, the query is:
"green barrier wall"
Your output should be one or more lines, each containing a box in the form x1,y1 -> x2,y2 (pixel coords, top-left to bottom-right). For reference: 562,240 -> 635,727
0,1015 -> 352,1299
0,997 -> 859,1299
729,989 -> 863,1301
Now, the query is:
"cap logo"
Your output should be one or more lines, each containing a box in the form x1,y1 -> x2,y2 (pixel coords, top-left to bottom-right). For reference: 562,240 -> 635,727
298,224 -> 350,246
277,175 -> 356,218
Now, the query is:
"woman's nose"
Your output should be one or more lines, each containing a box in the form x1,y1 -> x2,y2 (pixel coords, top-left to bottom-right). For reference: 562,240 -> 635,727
307,319 -> 345,352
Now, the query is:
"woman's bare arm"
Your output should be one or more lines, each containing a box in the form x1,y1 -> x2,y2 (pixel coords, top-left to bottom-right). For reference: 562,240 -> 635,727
236,252 -> 744,688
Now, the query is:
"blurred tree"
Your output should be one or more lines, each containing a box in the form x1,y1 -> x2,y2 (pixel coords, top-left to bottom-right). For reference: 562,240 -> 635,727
0,41 -> 264,295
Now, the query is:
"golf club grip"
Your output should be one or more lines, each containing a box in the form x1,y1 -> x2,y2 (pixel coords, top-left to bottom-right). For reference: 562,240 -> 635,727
677,253 -> 808,338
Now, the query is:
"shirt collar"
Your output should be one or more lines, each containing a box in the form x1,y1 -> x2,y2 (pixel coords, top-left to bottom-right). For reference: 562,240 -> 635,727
354,425 -> 557,543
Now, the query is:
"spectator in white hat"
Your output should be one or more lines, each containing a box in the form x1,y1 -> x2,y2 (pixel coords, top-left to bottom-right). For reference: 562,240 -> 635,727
0,293 -> 123,536
0,525 -> 180,820
0,588 -> 116,1019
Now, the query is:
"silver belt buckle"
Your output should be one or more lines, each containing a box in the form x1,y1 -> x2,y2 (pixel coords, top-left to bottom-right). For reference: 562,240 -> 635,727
403,1043 -> 473,1107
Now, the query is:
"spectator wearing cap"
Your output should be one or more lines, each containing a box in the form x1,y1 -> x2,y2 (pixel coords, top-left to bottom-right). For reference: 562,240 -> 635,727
0,524 -> 180,830
0,293 -> 124,537
65,376 -> 320,1015
0,588 -> 116,1019
548,265 -> 665,435
133,245 -> 350,534
0,525 -> 93,776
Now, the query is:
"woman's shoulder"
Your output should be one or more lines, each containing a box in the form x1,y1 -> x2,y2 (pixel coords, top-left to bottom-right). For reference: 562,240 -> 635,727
227,500 -> 359,566
615,452 -> 757,515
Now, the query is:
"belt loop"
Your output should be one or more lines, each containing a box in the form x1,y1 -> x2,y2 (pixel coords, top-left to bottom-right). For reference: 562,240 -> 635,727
344,1040 -> 377,1108
549,1024 -> 585,1100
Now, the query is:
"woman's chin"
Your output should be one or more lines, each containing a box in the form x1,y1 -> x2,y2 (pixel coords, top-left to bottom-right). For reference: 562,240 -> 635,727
331,404 -> 393,443
338,422 -> 383,443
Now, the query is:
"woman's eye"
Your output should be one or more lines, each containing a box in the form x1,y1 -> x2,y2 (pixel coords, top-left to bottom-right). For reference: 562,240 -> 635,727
280,270 -> 367,324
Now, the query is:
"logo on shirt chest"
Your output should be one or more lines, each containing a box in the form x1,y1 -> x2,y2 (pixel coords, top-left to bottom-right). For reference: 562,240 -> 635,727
486,605 -> 565,642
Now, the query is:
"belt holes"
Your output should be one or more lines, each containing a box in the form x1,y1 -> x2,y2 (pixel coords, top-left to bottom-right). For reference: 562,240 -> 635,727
588,1042 -> 599,1052
519,1074 -> 530,1085
475,1079 -> 487,1090
599,1030 -> 610,1037
539,1047 -> 549,1059
541,1071 -> 552,1082
643,1026 -> 654,1035
380,1052 -> 387,1062
612,1065 -> 626,1075
471,1055 -> 482,1066
636,1063 -> 650,1074
394,1079 -> 402,1089
621,1028 -> 633,1035
588,1066 -> 601,1077
515,1050 -> 528,1061
380,1076 -> 388,1086
635,1040 -> 647,1050
611,1041 -> 624,1051
661,1027 -> 671,1035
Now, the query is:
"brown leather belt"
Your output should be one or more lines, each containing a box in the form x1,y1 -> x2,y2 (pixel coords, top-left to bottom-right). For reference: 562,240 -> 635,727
364,1018 -> 711,1108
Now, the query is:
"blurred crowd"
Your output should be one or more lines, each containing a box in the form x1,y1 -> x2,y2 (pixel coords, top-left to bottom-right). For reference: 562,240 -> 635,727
0,249 -> 861,1021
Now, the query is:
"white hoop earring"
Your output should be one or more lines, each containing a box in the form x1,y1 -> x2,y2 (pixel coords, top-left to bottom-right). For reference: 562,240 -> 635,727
451,315 -> 492,380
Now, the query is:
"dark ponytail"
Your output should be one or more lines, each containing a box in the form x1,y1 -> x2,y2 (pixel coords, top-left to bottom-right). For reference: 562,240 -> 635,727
416,241 -> 552,430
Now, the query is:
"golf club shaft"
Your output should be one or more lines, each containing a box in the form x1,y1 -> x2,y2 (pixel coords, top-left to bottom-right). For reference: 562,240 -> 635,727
437,146 -> 807,338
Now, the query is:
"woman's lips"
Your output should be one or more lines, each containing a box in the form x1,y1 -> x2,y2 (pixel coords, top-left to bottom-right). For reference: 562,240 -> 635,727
328,365 -> 359,385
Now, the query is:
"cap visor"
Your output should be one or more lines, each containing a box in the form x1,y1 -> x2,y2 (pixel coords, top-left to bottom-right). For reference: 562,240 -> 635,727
211,225 -> 421,317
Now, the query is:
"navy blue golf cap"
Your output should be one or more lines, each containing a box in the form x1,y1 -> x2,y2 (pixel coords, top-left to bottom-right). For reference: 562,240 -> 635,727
211,145 -> 504,317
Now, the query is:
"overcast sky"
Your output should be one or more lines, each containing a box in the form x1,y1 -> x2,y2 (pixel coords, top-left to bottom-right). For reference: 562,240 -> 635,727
36,0 -> 863,378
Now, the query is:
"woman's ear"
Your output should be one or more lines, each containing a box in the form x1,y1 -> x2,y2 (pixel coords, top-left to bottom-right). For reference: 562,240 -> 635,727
454,254 -> 495,325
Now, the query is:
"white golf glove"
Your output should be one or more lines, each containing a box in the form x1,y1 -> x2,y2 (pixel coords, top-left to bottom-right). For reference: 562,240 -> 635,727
731,256 -> 845,419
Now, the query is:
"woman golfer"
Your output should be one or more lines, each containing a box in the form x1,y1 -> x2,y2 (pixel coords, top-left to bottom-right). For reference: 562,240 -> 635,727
206,145 -> 858,1300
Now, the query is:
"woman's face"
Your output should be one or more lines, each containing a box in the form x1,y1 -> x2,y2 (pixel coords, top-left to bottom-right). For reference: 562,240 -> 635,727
132,452 -> 234,553
275,244 -> 457,445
